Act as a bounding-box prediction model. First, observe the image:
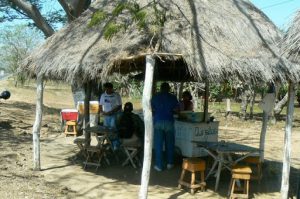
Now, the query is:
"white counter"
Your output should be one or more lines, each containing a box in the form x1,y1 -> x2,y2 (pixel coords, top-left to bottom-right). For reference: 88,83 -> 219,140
175,120 -> 219,157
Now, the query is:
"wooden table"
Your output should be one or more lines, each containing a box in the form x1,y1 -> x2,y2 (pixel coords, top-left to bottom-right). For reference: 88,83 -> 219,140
193,141 -> 260,191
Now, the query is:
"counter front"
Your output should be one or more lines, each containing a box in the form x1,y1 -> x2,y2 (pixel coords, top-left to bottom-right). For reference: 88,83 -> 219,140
175,120 -> 219,157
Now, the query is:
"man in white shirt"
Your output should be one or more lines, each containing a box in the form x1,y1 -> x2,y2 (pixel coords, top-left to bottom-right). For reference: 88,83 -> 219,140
99,82 -> 122,129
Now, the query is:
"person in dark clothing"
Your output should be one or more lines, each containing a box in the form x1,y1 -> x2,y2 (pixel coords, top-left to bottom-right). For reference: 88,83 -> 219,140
179,90 -> 193,111
151,82 -> 179,171
117,102 -> 144,145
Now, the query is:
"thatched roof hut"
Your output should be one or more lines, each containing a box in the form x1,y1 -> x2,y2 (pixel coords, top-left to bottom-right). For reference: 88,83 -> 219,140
283,10 -> 300,63
21,0 -> 299,84
21,2 -> 300,198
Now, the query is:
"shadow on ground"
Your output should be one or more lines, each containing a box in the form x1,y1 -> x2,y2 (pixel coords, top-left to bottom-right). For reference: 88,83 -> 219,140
65,149 -> 299,198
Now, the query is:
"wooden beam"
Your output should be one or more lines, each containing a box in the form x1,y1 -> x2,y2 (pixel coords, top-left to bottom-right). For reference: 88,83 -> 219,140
281,82 -> 295,199
139,55 -> 155,199
32,76 -> 44,170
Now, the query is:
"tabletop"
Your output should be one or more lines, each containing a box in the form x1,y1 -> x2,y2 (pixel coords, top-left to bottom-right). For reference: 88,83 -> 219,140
193,141 -> 260,153
85,126 -> 116,134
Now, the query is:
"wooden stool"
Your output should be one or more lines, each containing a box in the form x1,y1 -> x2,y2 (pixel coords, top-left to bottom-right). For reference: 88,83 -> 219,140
178,158 -> 206,194
64,120 -> 78,136
228,165 -> 252,199
243,156 -> 262,181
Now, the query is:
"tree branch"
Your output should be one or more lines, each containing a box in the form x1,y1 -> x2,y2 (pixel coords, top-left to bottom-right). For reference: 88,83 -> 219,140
57,0 -> 73,22
8,0 -> 54,37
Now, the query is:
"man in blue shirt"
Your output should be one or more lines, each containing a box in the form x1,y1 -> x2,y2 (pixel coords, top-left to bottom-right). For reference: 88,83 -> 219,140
151,82 -> 179,171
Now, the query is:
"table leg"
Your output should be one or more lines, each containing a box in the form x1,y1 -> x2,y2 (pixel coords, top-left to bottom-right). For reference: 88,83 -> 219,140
206,158 -> 218,180
215,154 -> 224,191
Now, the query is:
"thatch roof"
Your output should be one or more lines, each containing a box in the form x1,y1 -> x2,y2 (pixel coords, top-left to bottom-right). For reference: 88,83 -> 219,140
21,0 -> 300,84
283,10 -> 300,63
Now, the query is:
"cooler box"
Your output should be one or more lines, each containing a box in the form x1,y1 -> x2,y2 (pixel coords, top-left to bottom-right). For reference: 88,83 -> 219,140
61,109 -> 78,121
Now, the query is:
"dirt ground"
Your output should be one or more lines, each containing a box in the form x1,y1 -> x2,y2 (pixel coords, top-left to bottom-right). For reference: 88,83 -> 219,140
0,80 -> 300,198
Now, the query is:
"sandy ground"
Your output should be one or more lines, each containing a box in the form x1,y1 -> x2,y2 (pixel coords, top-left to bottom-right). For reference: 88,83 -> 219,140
0,83 -> 300,198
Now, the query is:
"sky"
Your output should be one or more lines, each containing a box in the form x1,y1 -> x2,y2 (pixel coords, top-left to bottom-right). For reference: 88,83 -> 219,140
251,0 -> 300,30
1,1 -> 300,34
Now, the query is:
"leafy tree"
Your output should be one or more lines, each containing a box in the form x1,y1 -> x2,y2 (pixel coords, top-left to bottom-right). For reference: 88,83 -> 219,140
0,24 -> 43,86
89,1 -> 166,40
1,0 -> 92,36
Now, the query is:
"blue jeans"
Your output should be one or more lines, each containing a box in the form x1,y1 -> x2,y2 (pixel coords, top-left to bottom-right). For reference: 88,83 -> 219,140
103,115 -> 116,129
154,121 -> 175,169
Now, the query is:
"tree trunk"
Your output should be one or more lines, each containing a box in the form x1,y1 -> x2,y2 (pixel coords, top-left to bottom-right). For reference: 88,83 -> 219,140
9,0 -> 54,37
239,88 -> 251,120
32,77 -> 43,170
84,82 -> 92,147
281,82 -> 295,199
139,55 -> 155,199
203,80 -> 209,122
249,90 -> 256,119
225,98 -> 231,117
72,84 -> 85,108
58,0 -> 90,21
274,93 -> 288,115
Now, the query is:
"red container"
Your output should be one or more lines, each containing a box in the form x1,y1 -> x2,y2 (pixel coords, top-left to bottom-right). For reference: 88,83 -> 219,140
61,109 -> 78,121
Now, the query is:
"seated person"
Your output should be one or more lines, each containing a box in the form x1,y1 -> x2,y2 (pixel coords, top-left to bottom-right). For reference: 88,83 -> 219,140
116,102 -> 144,146
179,90 -> 193,111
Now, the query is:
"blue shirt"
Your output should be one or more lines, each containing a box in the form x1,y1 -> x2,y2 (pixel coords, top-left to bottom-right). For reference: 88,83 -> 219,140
151,92 -> 179,123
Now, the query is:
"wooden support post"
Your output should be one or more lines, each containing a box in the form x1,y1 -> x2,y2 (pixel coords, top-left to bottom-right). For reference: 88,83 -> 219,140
281,82 -> 295,199
203,80 -> 209,122
139,55 -> 155,199
84,81 -> 92,146
259,111 -> 268,162
32,76 -> 44,171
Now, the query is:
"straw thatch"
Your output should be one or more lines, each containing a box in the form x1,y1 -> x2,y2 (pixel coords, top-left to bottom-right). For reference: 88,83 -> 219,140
283,10 -> 300,63
21,0 -> 300,84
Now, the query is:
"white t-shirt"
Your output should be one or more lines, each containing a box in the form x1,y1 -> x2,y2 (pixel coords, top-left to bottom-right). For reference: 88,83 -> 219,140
99,92 -> 122,112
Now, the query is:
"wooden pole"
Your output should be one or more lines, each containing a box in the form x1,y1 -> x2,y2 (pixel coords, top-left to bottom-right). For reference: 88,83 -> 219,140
203,79 -> 209,122
32,76 -> 44,171
281,82 -> 295,199
84,81 -> 92,146
139,55 -> 155,199
259,111 -> 268,162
